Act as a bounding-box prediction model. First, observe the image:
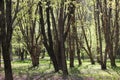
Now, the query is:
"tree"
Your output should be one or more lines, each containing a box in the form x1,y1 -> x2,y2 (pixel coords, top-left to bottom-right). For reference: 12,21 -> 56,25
58,0 -> 68,75
102,0 -> 116,67
94,0 -> 107,69
0,39 -> 1,68
0,27 -> 1,68
77,3 -> 95,64
67,1 -> 77,67
39,0 -> 71,75
39,1 -> 59,72
114,0 -> 119,65
17,1 -> 41,67
0,0 -> 13,79
94,0 -> 120,69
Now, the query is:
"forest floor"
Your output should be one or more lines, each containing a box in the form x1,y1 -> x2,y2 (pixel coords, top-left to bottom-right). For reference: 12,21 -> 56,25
0,59 -> 120,80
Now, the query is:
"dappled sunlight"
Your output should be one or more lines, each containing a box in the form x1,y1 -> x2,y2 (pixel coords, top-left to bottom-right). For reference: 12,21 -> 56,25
1,0 -> 120,80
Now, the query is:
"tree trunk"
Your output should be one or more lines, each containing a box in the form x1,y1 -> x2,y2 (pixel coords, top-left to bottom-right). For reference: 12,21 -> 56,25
57,43 -> 63,70
58,2 -> 68,75
0,16 -> 1,68
30,45 -> 40,67
69,30 -> 75,68
0,0 -> 13,79
2,48 -> 13,80
9,44 -> 13,61
20,49 -> 24,61
103,0 -> 116,67
0,43 -> 1,68
95,0 -> 106,69
31,55 -> 39,67
101,63 -> 107,70
101,45 -> 108,70
94,1 -> 100,63
50,5 -> 62,70
39,2 -> 59,72
114,0 -> 119,55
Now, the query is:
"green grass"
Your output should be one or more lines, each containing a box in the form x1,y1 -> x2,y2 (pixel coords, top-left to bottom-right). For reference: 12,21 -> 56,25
0,59 -> 120,80
68,60 -> 120,80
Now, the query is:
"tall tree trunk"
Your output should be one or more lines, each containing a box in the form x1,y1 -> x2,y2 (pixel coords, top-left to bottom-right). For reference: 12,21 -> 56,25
103,0 -> 116,67
0,43 -> 1,68
96,0 -> 107,70
0,0 -> 13,79
58,1 -> 68,75
0,18 -> 1,68
68,2 -> 76,68
38,2 -> 59,72
50,7 -> 60,67
46,1 -> 59,72
108,0 -> 116,67
114,0 -> 119,66
94,1 -> 100,63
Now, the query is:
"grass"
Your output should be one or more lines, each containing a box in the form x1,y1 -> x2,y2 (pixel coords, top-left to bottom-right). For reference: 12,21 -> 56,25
0,58 -> 120,80
68,60 -> 120,80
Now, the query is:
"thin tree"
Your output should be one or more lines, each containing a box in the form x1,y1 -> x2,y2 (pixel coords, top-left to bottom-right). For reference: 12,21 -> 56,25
95,0 -> 107,69
78,8 -> 95,64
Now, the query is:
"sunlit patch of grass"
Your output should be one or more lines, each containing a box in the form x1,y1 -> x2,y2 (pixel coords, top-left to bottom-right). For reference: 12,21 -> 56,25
11,59 -> 49,76
68,59 -> 120,80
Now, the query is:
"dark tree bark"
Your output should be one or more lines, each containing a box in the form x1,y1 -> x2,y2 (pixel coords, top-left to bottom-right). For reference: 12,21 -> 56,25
0,42 -> 1,68
46,1 -> 59,70
9,44 -> 13,61
68,2 -> 76,68
114,0 -> 119,66
94,1 -> 100,63
58,1 -> 68,75
50,4 -> 60,69
20,48 -> 24,61
0,0 -> 13,80
95,0 -> 107,70
108,0 -> 116,67
38,1 -> 59,72
30,45 -> 40,67
102,0 -> 116,67
69,28 -> 75,68
0,31 -> 1,68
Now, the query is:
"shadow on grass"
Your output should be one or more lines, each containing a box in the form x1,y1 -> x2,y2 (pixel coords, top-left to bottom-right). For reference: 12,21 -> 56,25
69,67 -> 84,80
103,65 -> 120,78
69,67 -> 80,74
112,66 -> 120,75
